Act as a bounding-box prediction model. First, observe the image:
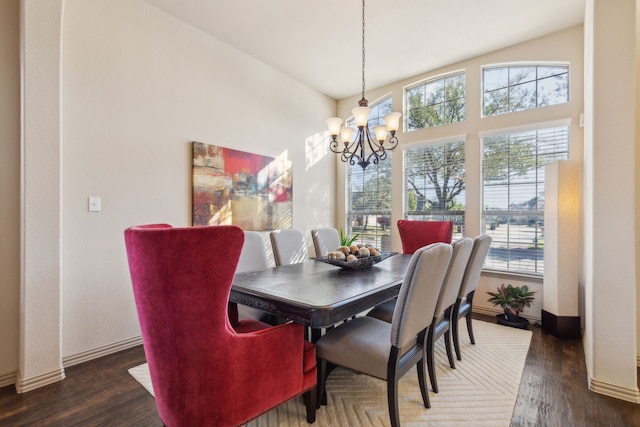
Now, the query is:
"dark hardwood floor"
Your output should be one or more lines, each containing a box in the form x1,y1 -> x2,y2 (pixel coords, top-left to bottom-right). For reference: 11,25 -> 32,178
1,314 -> 639,426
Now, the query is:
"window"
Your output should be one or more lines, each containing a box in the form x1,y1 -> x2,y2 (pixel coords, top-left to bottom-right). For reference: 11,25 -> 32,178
483,64 -> 569,116
403,139 -> 466,240
405,72 -> 465,131
482,124 -> 569,274
346,96 -> 393,251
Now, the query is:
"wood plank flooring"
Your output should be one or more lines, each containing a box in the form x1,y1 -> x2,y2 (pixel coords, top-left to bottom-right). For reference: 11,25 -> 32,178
1,315 -> 639,426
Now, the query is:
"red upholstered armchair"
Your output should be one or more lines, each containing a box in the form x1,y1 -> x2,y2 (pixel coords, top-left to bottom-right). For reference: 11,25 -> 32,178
396,220 -> 454,254
124,224 -> 316,426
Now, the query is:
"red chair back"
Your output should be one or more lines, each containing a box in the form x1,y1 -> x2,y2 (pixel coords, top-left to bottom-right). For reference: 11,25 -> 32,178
397,219 -> 454,254
124,224 -> 316,426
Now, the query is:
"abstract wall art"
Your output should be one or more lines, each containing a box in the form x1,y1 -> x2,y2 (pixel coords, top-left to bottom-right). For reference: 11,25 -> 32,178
192,141 -> 292,230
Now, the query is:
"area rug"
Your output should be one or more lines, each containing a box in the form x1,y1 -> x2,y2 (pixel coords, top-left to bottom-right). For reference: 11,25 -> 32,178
129,319 -> 532,426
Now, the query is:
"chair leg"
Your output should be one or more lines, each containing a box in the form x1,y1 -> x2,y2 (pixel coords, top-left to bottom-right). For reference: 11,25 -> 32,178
426,324 -> 438,393
466,312 -> 475,345
466,292 -> 476,345
387,378 -> 401,427
452,301 -> 463,361
416,353 -> 431,408
444,329 -> 455,369
303,387 -> 317,423
316,359 -> 327,409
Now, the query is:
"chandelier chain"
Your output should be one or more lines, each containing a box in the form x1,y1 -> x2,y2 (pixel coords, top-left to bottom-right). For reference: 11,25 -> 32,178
361,0 -> 366,101
325,0 -> 400,169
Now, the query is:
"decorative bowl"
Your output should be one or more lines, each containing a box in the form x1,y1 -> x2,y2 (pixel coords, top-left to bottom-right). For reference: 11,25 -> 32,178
315,252 -> 397,270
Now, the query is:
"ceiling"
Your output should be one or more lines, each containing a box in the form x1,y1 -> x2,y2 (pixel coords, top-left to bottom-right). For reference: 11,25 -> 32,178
145,0 -> 585,100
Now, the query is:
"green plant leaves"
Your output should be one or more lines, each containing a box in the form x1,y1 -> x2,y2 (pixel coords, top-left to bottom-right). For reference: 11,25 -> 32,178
486,283 -> 535,316
339,228 -> 359,247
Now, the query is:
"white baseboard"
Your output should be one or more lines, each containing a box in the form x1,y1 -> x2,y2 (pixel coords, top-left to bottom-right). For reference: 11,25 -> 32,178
15,368 -> 65,393
0,370 -> 17,388
589,378 -> 640,404
62,336 -> 143,368
3,336 -> 144,392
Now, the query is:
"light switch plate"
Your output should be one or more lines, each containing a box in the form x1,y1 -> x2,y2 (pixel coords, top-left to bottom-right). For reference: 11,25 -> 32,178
89,196 -> 101,212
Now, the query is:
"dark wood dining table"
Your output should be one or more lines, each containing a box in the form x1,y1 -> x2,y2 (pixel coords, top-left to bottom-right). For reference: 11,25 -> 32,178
230,253 -> 412,339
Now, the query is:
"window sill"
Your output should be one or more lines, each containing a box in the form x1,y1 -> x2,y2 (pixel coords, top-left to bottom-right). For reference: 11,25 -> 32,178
481,268 -> 543,284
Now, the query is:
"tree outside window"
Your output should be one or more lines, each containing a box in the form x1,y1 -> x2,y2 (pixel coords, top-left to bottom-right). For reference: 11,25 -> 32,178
483,64 -> 569,117
404,140 -> 466,238
406,72 -> 466,131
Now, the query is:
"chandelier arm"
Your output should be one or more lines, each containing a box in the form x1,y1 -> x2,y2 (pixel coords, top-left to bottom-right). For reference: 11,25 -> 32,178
336,134 -> 365,166
328,138 -> 343,154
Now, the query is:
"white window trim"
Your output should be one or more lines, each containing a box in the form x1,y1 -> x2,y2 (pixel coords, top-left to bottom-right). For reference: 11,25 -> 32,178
478,118 -> 572,139
401,134 -> 467,150
403,68 -> 467,92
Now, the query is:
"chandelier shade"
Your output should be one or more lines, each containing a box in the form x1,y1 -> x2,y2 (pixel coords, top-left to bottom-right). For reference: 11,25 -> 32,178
325,0 -> 401,170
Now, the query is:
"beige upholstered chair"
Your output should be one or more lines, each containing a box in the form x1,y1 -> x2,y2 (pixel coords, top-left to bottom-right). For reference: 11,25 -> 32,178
235,231 -> 274,324
315,243 -> 453,427
366,219 -> 455,329
424,237 -> 472,392
270,229 -> 309,266
237,231 -> 269,273
452,234 -> 492,361
311,227 -> 341,258
369,238 -> 473,393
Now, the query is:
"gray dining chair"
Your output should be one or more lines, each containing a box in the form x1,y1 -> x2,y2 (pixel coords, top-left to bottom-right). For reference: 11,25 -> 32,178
311,227 -> 341,258
235,231 -> 275,324
270,229 -> 309,266
424,237 -> 472,392
368,238 -> 473,393
452,234 -> 492,361
315,243 -> 452,427
237,231 -> 270,273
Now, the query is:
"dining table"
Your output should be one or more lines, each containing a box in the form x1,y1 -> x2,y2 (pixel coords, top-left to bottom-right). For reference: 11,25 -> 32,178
230,253 -> 412,340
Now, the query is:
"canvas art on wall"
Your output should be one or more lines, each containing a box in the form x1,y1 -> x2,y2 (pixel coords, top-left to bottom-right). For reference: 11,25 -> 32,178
192,141 -> 293,231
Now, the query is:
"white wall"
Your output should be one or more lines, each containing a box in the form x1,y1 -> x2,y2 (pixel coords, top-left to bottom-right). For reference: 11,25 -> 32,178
4,0 -> 337,386
59,0 -> 336,360
583,0 -> 639,402
336,26 -> 585,323
0,0 -> 20,388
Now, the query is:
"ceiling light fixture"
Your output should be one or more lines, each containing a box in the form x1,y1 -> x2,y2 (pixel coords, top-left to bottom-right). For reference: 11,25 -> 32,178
325,0 -> 401,170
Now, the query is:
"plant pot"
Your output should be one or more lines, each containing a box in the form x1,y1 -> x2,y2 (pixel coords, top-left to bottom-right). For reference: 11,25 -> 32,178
495,313 -> 529,329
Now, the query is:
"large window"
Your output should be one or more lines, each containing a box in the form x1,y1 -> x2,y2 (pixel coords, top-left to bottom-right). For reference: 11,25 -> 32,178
481,124 -> 569,274
405,72 -> 465,131
346,96 -> 393,251
403,139 -> 466,240
483,64 -> 569,117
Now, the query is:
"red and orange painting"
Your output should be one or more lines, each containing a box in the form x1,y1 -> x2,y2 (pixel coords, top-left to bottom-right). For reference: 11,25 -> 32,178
192,141 -> 292,230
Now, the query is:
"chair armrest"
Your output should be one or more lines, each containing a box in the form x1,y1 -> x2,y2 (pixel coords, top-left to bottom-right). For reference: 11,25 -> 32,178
227,322 -> 311,393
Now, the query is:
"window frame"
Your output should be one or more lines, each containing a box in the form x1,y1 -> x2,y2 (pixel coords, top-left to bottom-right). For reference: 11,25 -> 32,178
402,135 -> 467,240
481,62 -> 570,117
344,95 -> 394,252
479,119 -> 571,275
404,70 -> 466,132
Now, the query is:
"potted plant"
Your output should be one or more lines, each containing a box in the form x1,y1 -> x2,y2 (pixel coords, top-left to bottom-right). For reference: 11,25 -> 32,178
339,228 -> 359,247
487,284 -> 535,329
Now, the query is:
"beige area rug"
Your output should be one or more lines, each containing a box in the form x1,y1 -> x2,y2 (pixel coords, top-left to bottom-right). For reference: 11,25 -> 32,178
129,319 -> 532,427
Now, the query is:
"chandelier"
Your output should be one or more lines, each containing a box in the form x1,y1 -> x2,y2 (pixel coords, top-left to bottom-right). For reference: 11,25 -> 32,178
325,0 -> 401,170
